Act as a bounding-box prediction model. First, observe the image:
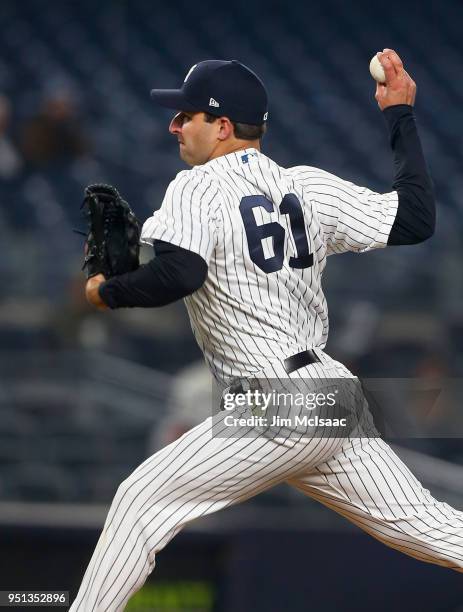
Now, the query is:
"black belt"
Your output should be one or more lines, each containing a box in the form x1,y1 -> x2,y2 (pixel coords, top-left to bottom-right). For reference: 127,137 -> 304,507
283,349 -> 320,374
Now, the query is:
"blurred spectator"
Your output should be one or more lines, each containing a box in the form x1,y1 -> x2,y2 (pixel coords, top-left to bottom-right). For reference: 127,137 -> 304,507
0,94 -> 23,178
149,360 -> 212,452
20,89 -> 90,166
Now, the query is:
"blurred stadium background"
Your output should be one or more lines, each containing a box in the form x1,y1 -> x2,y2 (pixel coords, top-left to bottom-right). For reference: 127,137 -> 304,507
1,0 -> 463,610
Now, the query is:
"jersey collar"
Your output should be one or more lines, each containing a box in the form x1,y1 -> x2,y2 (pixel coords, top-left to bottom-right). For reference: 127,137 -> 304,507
202,147 -> 261,171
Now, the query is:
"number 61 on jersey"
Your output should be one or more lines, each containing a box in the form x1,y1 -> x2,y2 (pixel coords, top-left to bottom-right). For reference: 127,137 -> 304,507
239,194 -> 313,274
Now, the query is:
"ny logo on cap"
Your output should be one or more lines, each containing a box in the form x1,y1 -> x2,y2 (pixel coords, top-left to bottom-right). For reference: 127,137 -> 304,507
184,64 -> 197,83
209,98 -> 220,108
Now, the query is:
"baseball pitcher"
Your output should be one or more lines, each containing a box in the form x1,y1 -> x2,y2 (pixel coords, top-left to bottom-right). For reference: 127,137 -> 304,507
71,51 -> 463,611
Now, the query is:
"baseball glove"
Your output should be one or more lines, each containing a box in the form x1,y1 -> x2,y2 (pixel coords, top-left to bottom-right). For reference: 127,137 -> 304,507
80,184 -> 141,279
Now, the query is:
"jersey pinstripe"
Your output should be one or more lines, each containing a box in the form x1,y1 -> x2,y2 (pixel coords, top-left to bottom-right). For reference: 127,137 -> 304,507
141,148 -> 398,382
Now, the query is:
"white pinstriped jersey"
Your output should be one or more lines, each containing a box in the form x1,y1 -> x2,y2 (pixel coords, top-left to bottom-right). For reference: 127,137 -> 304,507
141,148 -> 398,382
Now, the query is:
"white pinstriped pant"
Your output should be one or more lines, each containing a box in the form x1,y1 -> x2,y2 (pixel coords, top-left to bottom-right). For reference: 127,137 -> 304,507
70,356 -> 463,611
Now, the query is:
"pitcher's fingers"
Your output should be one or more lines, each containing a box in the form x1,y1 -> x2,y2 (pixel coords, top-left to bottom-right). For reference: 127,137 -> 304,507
374,81 -> 386,106
382,48 -> 405,75
378,53 -> 397,84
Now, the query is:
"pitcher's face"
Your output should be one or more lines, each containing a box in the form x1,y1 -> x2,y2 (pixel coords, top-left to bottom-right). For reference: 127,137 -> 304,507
169,111 -> 219,166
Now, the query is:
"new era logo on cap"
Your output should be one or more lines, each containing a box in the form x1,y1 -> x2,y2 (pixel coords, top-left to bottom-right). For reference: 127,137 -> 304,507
209,98 -> 220,108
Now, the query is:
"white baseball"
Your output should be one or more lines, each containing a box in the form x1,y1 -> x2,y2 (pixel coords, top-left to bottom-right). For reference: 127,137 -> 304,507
369,54 -> 386,83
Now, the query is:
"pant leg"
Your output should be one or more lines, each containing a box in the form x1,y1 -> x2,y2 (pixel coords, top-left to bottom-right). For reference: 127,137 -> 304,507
288,436 -> 463,572
71,414 -> 344,612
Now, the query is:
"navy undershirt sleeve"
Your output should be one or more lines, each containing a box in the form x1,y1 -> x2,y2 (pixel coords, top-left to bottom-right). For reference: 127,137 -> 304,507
384,104 -> 435,245
98,240 -> 208,309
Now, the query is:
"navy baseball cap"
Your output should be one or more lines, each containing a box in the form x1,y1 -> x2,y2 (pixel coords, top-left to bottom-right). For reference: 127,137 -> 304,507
150,60 -> 268,125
